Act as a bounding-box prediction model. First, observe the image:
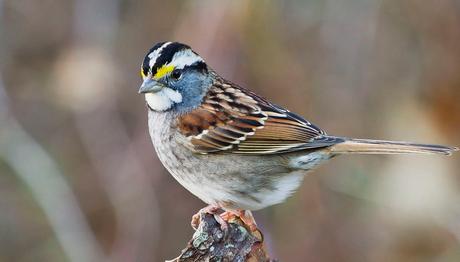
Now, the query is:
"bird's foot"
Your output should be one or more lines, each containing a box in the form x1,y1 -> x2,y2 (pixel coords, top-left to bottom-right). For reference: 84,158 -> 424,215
191,205 -> 229,233
220,210 -> 258,232
192,206 -> 259,236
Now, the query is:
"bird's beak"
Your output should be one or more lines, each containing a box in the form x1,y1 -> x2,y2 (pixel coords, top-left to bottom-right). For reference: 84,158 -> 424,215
138,78 -> 164,94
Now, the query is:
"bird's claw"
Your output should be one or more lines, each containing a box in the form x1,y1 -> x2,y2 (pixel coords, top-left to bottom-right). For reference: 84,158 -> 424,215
220,210 -> 259,232
191,206 -> 259,236
190,205 -> 229,234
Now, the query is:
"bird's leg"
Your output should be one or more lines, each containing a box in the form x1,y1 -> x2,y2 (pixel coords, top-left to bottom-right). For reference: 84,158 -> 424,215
219,210 -> 237,221
237,210 -> 258,232
192,206 -> 258,234
191,204 -> 229,232
220,210 -> 258,232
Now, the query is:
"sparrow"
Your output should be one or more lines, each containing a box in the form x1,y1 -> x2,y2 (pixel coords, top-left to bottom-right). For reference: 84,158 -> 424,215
139,41 -> 457,231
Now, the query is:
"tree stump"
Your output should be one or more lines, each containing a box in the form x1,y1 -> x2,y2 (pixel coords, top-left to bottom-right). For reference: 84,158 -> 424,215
167,213 -> 276,262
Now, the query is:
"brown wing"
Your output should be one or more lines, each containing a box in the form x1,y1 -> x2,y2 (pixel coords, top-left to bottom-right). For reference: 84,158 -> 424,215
178,80 -> 343,154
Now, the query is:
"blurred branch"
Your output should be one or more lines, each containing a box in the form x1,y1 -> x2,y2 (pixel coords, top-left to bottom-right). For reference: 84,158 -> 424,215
0,0 -> 105,260
0,79 -> 105,262
168,213 -> 275,262
67,0 -> 161,259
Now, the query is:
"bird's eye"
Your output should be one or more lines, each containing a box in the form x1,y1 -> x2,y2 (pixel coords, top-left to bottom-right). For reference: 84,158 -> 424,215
171,69 -> 182,80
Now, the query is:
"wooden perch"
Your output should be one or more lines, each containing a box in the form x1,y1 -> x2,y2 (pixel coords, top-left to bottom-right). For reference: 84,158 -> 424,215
167,213 -> 276,262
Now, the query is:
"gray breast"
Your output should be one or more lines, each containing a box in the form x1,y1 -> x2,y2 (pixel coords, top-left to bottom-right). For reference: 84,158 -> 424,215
147,110 -> 324,210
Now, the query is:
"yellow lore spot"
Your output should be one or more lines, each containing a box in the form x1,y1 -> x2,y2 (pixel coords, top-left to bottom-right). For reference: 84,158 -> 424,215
154,64 -> 175,79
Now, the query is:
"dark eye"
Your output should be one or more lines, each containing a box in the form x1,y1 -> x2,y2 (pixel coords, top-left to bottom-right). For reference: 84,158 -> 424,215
171,69 -> 182,80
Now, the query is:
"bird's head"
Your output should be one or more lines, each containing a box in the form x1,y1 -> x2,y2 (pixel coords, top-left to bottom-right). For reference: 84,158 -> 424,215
139,42 -> 212,113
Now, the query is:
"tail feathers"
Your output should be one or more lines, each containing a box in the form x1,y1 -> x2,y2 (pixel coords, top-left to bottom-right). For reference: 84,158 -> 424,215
328,137 -> 458,156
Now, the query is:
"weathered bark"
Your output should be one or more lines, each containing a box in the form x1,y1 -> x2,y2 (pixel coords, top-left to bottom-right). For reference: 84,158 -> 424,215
167,213 -> 276,262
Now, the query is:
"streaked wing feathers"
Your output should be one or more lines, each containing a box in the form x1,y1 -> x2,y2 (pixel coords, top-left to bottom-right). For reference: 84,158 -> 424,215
178,80 -> 339,154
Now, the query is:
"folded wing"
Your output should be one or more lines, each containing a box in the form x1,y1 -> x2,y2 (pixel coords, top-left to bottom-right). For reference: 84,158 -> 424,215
178,80 -> 344,154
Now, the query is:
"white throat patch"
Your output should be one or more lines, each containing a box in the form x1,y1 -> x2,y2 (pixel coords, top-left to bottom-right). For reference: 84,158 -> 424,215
145,88 -> 182,111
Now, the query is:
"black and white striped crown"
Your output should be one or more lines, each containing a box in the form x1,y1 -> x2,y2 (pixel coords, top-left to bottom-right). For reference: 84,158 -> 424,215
141,42 -> 206,79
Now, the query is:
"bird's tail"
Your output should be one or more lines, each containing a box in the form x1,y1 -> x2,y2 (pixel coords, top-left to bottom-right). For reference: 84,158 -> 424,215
327,137 -> 458,156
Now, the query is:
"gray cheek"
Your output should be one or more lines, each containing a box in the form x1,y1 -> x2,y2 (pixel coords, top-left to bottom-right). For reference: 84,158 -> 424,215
173,76 -> 211,113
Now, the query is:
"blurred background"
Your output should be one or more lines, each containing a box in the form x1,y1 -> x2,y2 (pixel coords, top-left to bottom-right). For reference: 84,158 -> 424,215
0,0 -> 459,261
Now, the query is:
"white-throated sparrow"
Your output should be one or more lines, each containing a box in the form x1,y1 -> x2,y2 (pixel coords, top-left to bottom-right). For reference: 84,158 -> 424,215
139,41 -> 457,230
